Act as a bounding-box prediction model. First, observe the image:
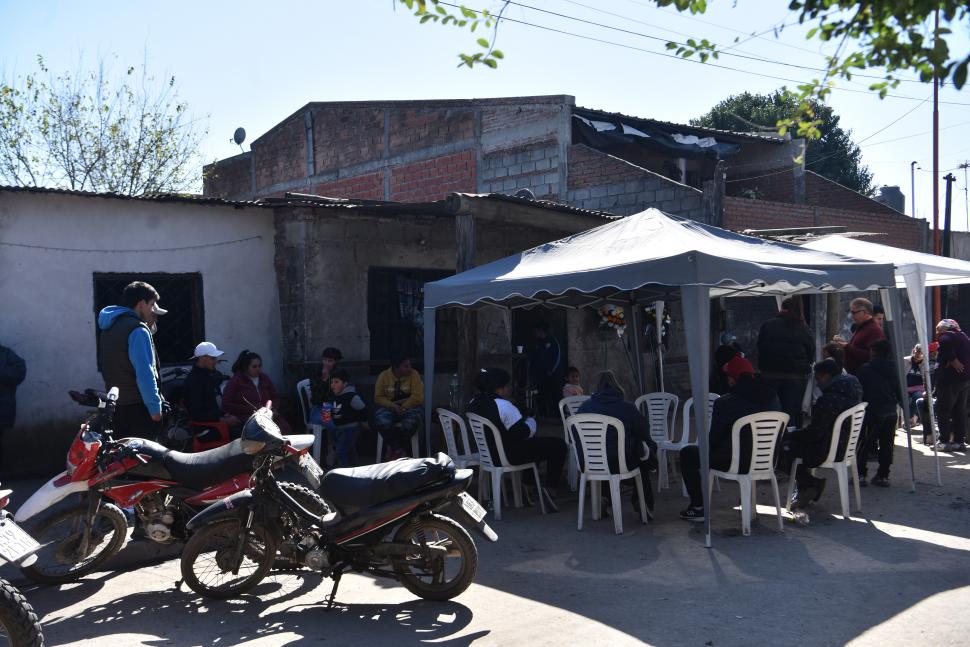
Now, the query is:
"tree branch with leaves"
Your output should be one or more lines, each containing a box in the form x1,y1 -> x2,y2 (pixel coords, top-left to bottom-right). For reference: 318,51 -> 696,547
0,55 -> 207,195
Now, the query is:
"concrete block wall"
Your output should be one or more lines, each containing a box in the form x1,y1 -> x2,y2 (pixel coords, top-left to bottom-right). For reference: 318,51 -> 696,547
480,139 -> 561,199
723,196 -> 925,251
566,144 -> 704,218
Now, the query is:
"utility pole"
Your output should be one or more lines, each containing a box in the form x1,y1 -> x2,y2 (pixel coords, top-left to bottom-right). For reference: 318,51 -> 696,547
911,161 -> 920,219
961,161 -> 969,231
932,8 -> 941,324
943,173 -> 956,316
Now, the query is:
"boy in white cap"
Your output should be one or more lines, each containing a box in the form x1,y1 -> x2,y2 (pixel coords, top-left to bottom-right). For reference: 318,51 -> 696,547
183,341 -> 239,428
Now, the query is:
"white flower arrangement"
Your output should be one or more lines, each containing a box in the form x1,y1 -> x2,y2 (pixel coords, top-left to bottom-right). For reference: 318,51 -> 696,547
598,304 -> 626,336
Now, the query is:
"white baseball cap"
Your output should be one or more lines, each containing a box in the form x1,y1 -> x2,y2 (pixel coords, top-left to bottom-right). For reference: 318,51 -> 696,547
191,341 -> 225,359
152,302 -> 168,315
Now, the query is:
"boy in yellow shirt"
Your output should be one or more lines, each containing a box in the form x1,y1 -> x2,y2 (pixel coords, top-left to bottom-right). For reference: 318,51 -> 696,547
373,355 -> 424,460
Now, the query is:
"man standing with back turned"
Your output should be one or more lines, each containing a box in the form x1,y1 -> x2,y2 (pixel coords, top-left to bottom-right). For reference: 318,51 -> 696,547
98,281 -> 167,440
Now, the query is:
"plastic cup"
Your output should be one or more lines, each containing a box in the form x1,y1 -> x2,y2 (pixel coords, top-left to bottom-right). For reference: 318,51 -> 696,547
516,345 -> 524,354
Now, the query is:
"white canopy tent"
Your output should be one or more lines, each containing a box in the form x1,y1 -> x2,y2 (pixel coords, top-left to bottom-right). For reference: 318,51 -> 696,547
803,235 -> 970,486
423,209 -> 899,546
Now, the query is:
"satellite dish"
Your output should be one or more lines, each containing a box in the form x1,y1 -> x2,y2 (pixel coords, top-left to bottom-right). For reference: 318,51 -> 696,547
232,127 -> 246,151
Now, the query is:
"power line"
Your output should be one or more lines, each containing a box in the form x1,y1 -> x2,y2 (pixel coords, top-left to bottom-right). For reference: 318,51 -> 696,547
442,3 -> 970,106
503,0 -> 895,84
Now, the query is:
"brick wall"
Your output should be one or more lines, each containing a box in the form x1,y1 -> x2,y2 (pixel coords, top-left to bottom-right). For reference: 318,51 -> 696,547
389,149 -> 476,202
252,114 -> 306,191
729,168 -> 901,217
314,172 -> 384,201
204,152 -> 252,199
389,109 -> 476,155
565,144 -> 704,218
312,107 -> 384,175
723,196 -> 924,251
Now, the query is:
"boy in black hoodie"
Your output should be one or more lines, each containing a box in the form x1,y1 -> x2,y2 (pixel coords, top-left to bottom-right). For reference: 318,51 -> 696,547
856,340 -> 902,486
325,369 -> 367,467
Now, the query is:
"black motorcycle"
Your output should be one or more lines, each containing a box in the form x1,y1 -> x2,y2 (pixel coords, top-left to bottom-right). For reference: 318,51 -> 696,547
179,407 -> 497,604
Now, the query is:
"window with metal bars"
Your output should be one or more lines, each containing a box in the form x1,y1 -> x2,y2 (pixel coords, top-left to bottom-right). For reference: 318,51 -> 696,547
93,272 -> 205,366
367,267 -> 456,374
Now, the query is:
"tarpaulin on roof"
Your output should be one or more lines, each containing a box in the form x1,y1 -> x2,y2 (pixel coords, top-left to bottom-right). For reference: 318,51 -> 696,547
572,109 -> 741,160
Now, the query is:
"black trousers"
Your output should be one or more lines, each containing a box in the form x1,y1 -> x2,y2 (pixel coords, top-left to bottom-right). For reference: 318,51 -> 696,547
679,445 -> 729,508
113,403 -> 162,441
858,413 -> 896,479
507,437 -> 567,489
535,374 -> 560,418
779,433 -> 827,489
936,380 -> 970,444
762,376 -> 808,428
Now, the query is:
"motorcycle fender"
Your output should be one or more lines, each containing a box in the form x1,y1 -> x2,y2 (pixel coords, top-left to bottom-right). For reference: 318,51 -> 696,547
15,471 -> 89,523
186,489 -> 254,531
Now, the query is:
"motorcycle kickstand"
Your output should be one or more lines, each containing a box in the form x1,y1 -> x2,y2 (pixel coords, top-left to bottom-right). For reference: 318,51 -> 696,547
324,570 -> 343,610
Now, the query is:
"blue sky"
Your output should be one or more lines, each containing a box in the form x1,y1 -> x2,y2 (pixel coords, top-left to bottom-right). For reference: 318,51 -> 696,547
2,0 -> 969,227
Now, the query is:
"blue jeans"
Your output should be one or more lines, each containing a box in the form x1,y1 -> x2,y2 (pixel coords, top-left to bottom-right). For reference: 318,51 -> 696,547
322,421 -> 358,467
373,406 -> 423,453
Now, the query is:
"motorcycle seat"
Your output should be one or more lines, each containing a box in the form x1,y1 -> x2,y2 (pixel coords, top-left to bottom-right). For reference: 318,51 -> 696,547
162,439 -> 255,491
320,453 -> 455,514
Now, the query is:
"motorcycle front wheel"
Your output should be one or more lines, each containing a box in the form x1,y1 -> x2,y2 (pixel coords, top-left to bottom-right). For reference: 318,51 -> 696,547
181,519 -> 277,599
0,579 -> 44,647
392,513 -> 478,601
21,502 -> 127,585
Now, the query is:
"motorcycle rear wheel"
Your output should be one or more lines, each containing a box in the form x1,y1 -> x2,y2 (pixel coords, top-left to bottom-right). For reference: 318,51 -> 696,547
0,578 -> 44,647
181,519 -> 277,599
392,513 -> 477,601
21,502 -> 127,585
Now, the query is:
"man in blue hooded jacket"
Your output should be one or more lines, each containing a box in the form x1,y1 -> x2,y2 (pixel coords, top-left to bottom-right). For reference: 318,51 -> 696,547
97,281 -> 166,440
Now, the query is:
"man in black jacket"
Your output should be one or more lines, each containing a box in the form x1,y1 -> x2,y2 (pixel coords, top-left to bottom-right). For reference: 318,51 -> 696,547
679,355 -> 780,522
784,359 -> 863,508
182,342 -> 238,428
857,340 -> 902,486
757,296 -> 815,427
0,341 -> 26,471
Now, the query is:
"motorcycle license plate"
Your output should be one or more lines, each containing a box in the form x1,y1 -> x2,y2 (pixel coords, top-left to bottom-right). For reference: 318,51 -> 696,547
0,517 -> 40,564
458,492 -> 487,523
299,453 -> 324,490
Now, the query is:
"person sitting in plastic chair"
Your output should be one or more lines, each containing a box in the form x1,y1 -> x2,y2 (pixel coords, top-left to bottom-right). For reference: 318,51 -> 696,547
320,369 -> 367,467
372,355 -> 424,460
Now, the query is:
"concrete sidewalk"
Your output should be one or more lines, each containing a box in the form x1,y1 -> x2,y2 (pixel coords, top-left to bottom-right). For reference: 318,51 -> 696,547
7,428 -> 970,646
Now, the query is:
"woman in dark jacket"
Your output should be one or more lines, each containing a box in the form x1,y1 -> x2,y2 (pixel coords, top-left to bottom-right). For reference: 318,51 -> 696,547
576,371 -> 657,513
757,296 -> 815,427
222,350 -> 292,435
467,368 -> 567,503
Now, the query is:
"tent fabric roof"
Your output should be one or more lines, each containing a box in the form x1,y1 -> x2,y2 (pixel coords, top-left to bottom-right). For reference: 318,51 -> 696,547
425,208 -> 897,309
802,235 -> 970,288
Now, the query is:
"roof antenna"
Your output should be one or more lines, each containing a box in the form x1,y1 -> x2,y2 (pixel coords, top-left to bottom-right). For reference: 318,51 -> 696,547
231,127 -> 246,153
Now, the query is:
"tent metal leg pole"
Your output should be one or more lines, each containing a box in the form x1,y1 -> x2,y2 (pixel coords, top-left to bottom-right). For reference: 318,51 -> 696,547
655,300 -> 665,392
681,286 -> 712,547
630,296 -> 644,394
423,307 -> 437,458
884,289 -> 917,493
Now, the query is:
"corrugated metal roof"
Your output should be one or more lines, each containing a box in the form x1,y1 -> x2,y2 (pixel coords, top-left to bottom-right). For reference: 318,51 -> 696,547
576,105 -> 787,144
0,184 -> 260,208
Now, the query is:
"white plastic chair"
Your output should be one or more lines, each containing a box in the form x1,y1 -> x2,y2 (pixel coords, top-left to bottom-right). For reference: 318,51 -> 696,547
437,408 -> 484,502
375,428 -> 421,463
677,394 -> 721,495
786,402 -> 868,519
634,393 -> 679,490
568,413 -> 649,535
709,411 -> 789,536
466,412 -> 546,521
559,395 -> 591,491
296,378 -> 325,465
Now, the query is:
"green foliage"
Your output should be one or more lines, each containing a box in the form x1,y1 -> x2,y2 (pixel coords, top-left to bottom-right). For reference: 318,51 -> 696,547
692,90 -> 874,195
0,56 -> 206,194
402,0 -> 969,140
400,0 -> 507,69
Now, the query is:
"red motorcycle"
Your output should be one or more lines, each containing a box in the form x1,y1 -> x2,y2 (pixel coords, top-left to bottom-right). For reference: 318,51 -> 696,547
15,387 -> 327,584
